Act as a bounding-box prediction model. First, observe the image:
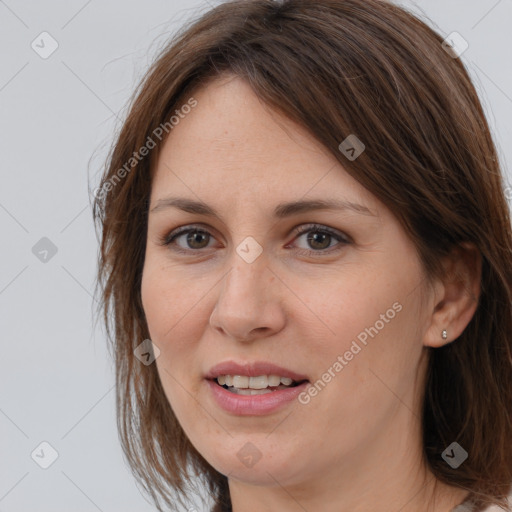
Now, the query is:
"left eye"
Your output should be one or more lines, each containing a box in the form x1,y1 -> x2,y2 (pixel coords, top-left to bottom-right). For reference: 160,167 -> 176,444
291,224 -> 350,254
161,223 -> 350,256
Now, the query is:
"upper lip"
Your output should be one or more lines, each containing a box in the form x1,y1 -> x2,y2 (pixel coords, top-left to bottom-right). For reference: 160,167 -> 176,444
205,360 -> 309,382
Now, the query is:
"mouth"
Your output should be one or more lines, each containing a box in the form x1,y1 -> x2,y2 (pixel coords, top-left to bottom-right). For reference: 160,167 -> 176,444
210,374 -> 309,395
204,360 -> 310,414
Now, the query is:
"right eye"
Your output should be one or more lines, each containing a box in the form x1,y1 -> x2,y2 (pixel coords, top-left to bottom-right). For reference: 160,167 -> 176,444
160,225 -> 218,253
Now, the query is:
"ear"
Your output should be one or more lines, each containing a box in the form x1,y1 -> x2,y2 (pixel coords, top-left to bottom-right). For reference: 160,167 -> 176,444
423,242 -> 482,348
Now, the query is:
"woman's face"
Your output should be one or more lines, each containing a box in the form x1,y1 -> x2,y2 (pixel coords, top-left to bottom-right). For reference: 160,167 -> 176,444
141,75 -> 435,489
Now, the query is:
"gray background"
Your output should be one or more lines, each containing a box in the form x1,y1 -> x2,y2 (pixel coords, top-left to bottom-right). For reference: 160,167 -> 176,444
1,1 -> 511,511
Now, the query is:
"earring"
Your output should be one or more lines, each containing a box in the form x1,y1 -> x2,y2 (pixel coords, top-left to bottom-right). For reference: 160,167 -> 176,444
441,329 -> 448,340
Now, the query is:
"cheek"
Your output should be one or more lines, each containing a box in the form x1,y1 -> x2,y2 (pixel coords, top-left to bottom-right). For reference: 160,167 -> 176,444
294,267 -> 396,352
297,257 -> 424,392
140,261 -> 206,413
289,269 -> 424,448
141,259 -> 205,347
141,256 -> 226,379
141,263 -> 210,430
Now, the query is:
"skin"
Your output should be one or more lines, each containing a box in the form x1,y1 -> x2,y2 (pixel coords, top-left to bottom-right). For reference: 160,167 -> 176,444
141,74 -> 481,512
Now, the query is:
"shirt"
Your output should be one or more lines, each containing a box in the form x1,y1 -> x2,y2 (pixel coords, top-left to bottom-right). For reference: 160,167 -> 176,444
451,495 -> 511,512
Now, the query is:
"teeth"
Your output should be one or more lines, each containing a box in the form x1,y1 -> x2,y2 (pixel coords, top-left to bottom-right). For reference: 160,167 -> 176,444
227,386 -> 287,395
249,376 -> 268,389
232,375 -> 249,388
251,389 -> 272,395
215,374 -> 299,390
268,375 -> 281,387
235,388 -> 273,395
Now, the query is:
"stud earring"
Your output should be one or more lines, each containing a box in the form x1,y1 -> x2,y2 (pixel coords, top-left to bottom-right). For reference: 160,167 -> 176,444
441,329 -> 448,340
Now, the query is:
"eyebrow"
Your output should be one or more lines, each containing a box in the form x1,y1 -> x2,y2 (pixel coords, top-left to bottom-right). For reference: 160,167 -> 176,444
150,197 -> 377,219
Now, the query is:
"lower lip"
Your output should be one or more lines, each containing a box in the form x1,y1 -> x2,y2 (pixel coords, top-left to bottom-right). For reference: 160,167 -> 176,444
206,379 -> 309,416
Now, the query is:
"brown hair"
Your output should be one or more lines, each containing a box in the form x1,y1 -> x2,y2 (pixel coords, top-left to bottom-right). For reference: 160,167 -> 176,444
92,1 -> 512,510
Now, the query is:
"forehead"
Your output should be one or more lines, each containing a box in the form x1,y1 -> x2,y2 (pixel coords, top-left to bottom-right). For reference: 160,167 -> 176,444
151,75 -> 379,215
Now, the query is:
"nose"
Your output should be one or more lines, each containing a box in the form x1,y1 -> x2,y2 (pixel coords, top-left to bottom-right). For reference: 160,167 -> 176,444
209,252 -> 286,343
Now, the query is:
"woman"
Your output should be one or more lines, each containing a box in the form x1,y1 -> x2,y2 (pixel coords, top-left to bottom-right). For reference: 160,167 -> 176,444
92,0 -> 512,510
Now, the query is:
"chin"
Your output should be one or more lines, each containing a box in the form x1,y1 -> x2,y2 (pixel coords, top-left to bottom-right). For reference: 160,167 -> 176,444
193,434 -> 306,487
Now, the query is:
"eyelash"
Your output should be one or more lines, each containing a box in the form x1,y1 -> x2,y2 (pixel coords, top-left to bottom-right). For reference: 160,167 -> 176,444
159,223 -> 351,257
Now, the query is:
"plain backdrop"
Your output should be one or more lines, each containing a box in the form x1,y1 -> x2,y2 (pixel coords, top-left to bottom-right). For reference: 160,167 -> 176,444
1,1 -> 511,511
